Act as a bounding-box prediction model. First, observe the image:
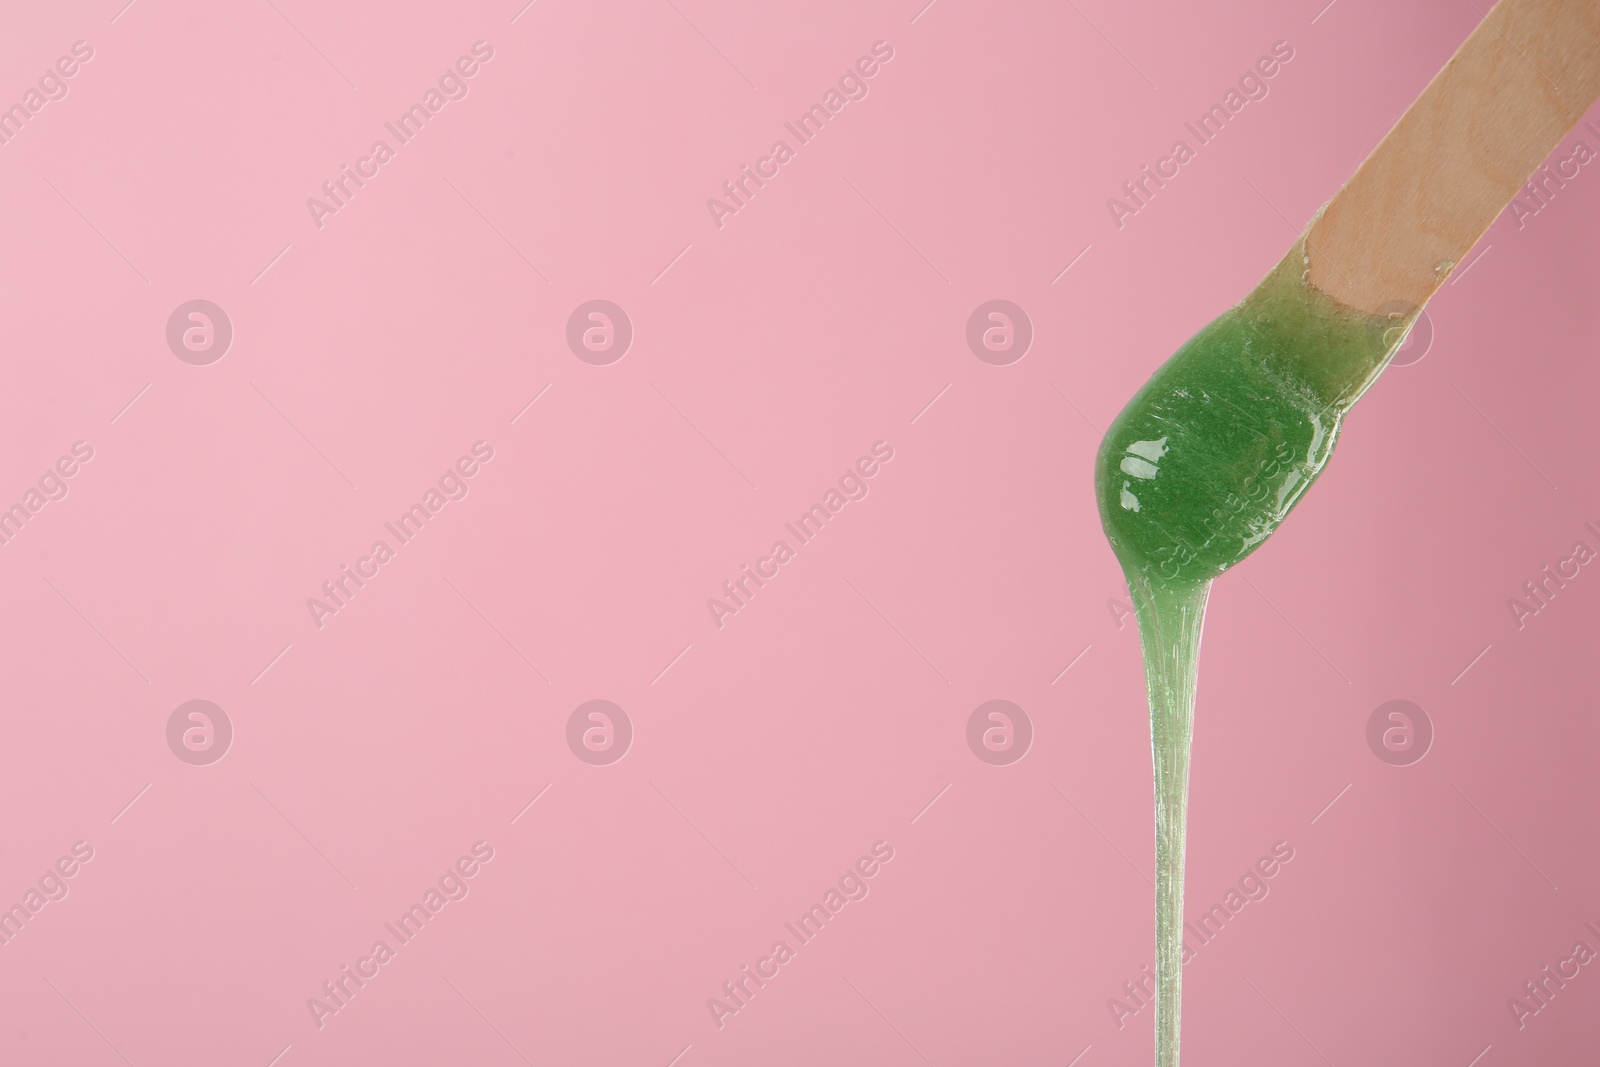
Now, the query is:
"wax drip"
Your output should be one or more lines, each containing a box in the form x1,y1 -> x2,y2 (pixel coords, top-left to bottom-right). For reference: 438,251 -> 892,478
1095,231 -> 1409,1065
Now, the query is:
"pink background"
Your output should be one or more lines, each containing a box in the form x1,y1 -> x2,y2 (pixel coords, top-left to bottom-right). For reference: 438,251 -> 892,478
0,0 -> 1596,1064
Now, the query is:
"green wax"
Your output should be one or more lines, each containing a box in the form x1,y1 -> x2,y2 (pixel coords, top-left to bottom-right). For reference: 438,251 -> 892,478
1094,238 -> 1412,1067
1096,243 -> 1406,586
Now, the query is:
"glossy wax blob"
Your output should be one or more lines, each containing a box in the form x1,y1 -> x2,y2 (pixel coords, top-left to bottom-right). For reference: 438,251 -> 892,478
1096,242 -> 1407,587
1094,239 -> 1413,1067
